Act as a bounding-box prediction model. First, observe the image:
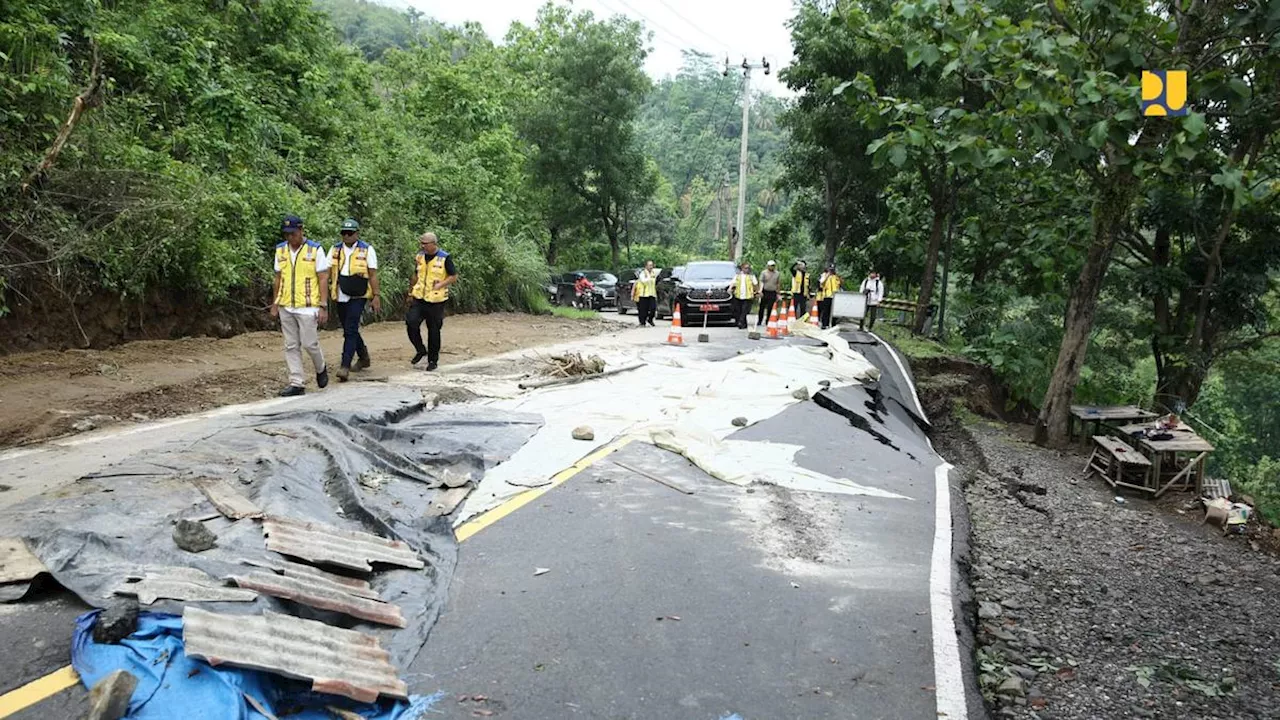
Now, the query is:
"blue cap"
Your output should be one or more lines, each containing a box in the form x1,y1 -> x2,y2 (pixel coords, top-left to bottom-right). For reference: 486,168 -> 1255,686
281,215 -> 303,232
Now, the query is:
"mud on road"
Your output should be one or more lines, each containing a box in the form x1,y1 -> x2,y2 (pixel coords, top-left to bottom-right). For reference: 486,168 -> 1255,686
0,312 -> 612,448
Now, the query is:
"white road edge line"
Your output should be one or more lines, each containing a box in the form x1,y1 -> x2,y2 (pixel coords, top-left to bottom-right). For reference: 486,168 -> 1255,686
867,330 -> 929,424
931,462 -> 968,719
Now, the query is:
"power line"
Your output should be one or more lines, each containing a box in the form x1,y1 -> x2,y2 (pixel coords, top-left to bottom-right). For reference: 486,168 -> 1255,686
652,0 -> 733,53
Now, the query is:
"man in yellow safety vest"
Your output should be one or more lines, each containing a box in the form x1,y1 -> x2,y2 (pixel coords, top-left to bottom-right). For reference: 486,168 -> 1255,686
270,215 -> 330,397
329,218 -> 381,381
631,260 -> 659,327
817,263 -> 842,329
731,261 -> 758,329
405,232 -> 458,371
790,260 -> 810,318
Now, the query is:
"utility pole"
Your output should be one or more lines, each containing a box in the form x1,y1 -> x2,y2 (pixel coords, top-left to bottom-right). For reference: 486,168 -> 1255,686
726,56 -> 769,263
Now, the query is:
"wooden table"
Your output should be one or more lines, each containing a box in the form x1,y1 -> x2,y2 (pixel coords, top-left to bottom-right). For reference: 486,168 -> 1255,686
1117,421 -> 1215,497
1084,435 -> 1153,493
1069,405 -> 1159,444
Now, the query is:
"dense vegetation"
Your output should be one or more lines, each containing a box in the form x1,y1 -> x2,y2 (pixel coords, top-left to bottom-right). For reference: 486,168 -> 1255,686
1,0 -> 1276,513
781,0 -> 1278,513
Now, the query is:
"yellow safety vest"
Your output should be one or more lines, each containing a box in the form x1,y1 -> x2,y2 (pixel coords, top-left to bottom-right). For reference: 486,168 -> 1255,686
411,250 -> 452,302
733,273 -> 756,300
819,273 -> 842,300
633,269 -> 658,299
274,240 -> 324,309
791,272 -> 808,296
329,242 -> 373,299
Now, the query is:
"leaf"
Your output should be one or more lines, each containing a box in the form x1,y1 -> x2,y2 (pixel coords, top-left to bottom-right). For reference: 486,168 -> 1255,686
942,59 -> 961,77
1087,120 -> 1110,148
1182,112 -> 1206,140
888,144 -> 908,168
833,80 -> 853,96
1014,74 -> 1032,90
1228,77 -> 1251,99
919,44 -> 941,67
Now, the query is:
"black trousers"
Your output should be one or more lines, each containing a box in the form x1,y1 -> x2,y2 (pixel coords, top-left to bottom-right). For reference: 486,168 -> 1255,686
637,296 -> 656,326
818,298 -> 834,329
732,298 -> 751,329
859,304 -> 879,331
757,290 -> 777,326
335,299 -> 369,368
406,299 -> 446,362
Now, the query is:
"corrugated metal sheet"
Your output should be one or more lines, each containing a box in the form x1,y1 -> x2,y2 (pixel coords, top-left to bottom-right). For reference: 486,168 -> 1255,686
193,477 -> 263,520
262,517 -> 424,572
0,537 -> 46,584
240,557 -> 380,600
230,571 -> 406,627
115,567 -> 257,605
183,607 -> 408,703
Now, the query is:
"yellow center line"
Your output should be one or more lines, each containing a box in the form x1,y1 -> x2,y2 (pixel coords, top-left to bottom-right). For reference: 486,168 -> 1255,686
0,436 -> 632,716
0,665 -> 79,718
455,437 -> 633,543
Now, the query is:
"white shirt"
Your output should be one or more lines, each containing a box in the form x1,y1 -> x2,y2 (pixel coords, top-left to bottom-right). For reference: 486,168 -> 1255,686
334,243 -> 378,303
274,242 -> 332,316
860,277 -> 884,305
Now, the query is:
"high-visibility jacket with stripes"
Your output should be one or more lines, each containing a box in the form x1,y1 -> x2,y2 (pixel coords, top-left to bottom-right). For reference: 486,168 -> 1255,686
819,272 -> 842,300
275,239 -> 325,309
733,273 -> 757,300
411,250 -> 452,303
328,241 -> 373,299
633,268 -> 658,300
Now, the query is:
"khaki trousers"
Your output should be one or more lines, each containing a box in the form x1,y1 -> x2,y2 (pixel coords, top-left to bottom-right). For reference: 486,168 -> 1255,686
280,310 -> 325,388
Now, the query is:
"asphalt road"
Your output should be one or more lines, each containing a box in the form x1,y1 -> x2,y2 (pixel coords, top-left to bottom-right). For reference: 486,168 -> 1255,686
0,321 -> 976,719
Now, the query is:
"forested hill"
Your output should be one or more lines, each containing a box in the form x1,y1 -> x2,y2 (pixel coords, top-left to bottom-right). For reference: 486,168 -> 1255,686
0,0 -> 790,349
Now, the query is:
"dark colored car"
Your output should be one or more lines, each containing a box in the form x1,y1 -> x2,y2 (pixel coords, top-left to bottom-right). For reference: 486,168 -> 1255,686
670,261 -> 736,325
552,270 -> 619,308
616,268 -> 640,315
655,266 -> 685,319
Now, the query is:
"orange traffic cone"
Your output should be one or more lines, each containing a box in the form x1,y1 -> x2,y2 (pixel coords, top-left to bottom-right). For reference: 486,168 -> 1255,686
766,305 -> 780,339
666,304 -> 685,345
780,298 -> 793,337
809,298 -> 821,327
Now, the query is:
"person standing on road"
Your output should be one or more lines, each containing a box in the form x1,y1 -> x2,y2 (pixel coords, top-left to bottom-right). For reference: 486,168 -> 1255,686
818,263 -> 842,329
789,260 -> 810,318
405,232 -> 458,371
270,215 -> 330,397
731,261 -> 758,330
632,260 -> 658,327
859,270 -> 884,331
329,219 -> 380,382
757,260 -> 780,327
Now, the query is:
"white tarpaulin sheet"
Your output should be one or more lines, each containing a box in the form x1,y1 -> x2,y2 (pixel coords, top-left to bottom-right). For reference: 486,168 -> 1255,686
449,333 -> 904,524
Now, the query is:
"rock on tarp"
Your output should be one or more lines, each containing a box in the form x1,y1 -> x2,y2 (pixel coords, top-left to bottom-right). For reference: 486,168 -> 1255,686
0,388 -> 541,668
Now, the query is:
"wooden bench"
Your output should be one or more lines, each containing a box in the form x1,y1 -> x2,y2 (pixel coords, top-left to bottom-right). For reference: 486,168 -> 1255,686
1083,435 -> 1152,492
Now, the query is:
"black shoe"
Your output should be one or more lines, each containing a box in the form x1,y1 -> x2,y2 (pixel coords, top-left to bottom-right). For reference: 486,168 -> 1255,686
336,366 -> 350,382
317,367 -> 329,388
426,361 -> 438,372
279,385 -> 305,397
354,356 -> 371,371
411,351 -> 427,365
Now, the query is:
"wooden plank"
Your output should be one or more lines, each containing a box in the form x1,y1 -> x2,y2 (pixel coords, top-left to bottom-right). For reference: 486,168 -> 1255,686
0,538 -> 46,584
1142,438 -> 1215,453
193,477 -> 263,520
1156,451 -> 1208,498
1091,436 -> 1151,465
1072,405 -> 1158,421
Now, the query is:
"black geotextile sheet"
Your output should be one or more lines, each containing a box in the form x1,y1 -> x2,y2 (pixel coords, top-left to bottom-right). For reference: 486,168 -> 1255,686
0,388 -> 542,667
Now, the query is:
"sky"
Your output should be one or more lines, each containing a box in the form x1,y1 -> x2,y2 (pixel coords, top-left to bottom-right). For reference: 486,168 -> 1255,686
389,0 -> 797,95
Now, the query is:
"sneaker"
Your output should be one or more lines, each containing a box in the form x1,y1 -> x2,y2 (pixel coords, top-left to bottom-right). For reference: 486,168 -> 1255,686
279,385 -> 305,397
411,351 -> 427,365
354,356 -> 371,371
425,361 -> 439,372
336,366 -> 350,382
317,367 -> 329,389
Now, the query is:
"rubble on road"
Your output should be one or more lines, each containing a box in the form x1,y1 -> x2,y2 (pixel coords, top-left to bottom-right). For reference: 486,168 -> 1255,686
85,669 -> 138,720
172,519 -> 217,553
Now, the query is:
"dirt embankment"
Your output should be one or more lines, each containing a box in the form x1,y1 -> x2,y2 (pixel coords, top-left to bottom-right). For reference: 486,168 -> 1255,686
911,352 -> 1280,720
0,313 -> 611,448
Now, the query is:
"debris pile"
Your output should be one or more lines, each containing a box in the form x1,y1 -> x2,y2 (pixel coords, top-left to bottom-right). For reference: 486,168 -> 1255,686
544,352 -> 606,378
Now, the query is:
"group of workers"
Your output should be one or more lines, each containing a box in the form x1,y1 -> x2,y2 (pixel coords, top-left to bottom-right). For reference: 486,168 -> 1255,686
630,257 -> 885,332
270,215 -> 457,397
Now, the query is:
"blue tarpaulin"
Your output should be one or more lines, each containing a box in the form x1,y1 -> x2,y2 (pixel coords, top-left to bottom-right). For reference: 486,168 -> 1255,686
72,611 -> 443,720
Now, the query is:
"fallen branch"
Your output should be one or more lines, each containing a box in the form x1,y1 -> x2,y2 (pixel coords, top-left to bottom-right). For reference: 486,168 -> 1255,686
21,40 -> 104,195
518,362 -> 644,390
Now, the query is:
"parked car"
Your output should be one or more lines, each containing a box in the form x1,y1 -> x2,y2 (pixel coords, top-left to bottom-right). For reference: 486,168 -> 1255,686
669,261 -> 736,325
655,266 -> 685,319
552,270 -> 618,308
616,268 -> 640,315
